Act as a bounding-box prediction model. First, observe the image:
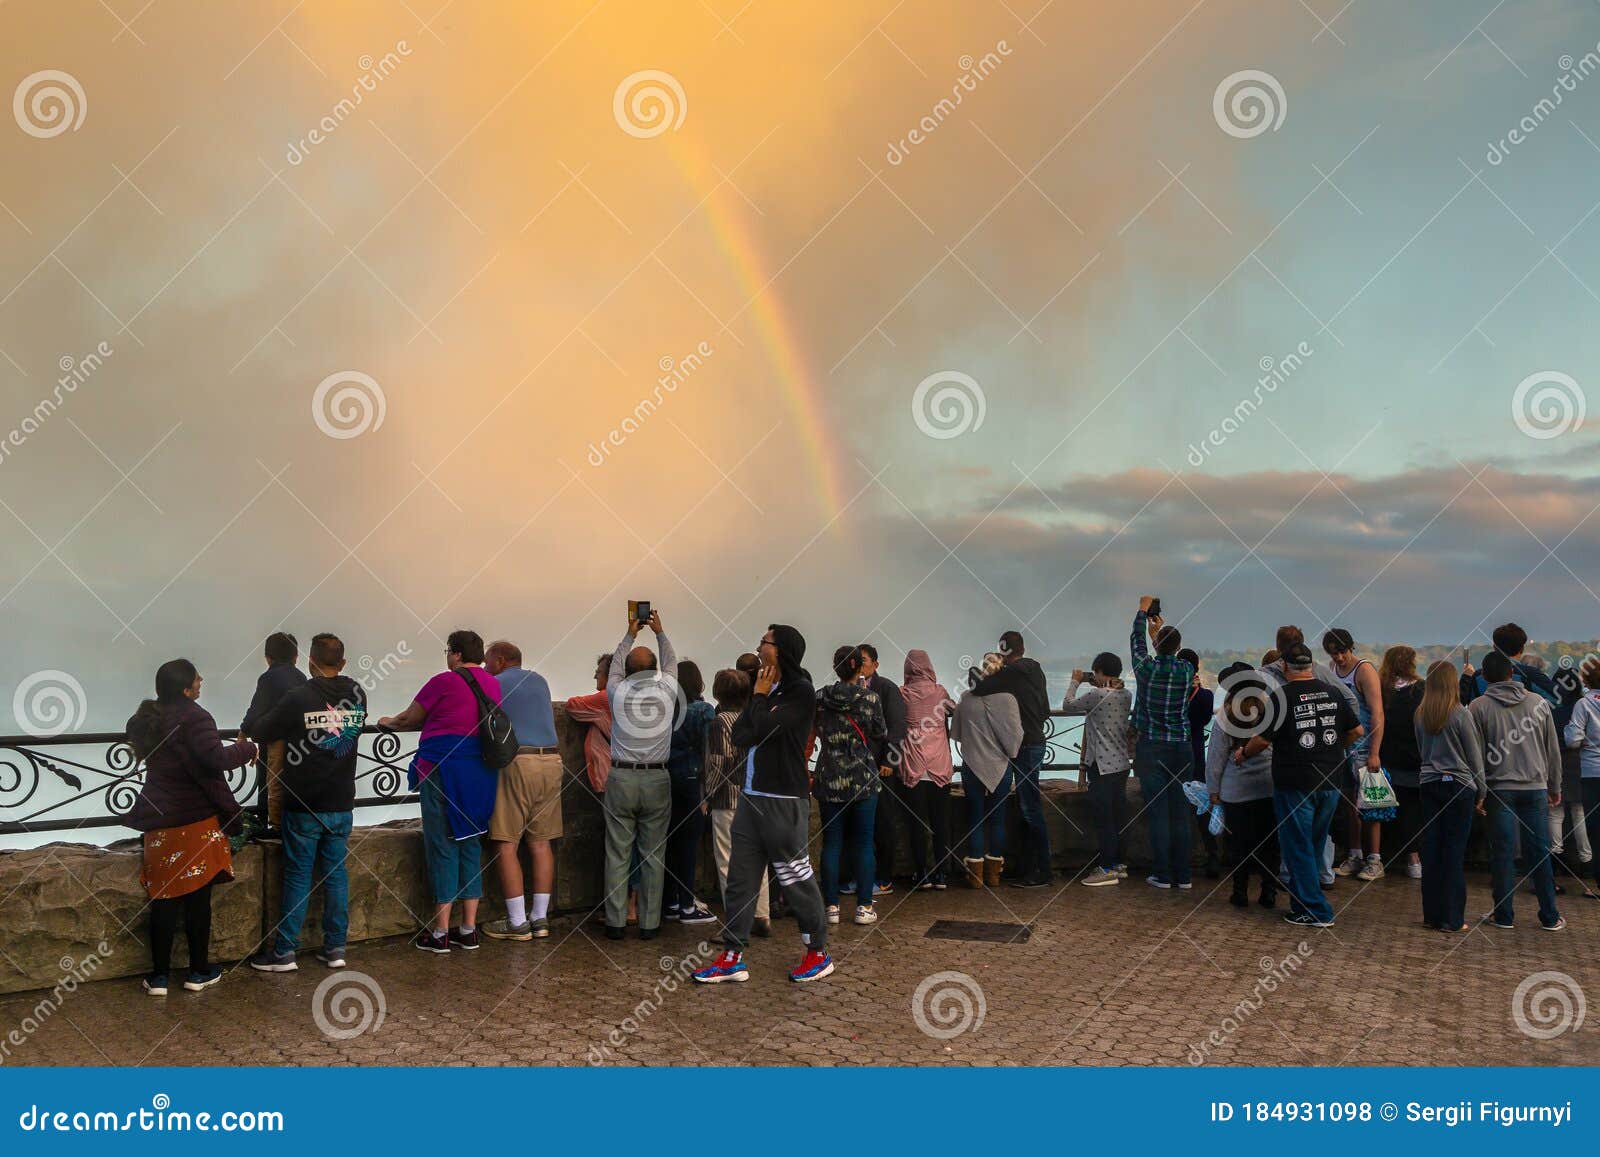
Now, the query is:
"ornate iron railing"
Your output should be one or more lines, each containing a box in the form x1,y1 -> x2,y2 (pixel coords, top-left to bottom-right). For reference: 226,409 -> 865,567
0,727 -> 417,837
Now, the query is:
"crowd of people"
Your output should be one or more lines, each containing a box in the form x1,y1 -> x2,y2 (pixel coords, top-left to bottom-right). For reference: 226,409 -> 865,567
117,605 -> 1597,995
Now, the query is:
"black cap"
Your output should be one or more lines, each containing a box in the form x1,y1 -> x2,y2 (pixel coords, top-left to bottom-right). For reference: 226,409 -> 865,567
1283,642 -> 1315,669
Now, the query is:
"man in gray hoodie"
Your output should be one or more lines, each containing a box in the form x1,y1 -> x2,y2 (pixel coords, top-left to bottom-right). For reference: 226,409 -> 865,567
1468,652 -> 1564,931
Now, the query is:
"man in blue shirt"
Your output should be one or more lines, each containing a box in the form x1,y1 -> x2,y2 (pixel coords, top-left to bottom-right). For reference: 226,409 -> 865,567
481,639 -> 563,941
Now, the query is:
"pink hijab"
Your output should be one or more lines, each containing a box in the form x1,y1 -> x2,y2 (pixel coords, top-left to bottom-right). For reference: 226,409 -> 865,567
899,649 -> 955,787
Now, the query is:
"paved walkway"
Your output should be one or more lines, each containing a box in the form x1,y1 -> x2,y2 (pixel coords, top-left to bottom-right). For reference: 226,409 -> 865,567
4,869 -> 1596,1066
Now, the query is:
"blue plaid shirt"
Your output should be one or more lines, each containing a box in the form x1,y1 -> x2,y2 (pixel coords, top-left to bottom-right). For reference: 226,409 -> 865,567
1131,611 -> 1195,745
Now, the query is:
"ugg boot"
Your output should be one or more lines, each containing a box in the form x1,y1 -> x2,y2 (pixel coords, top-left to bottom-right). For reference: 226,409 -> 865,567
961,858 -> 984,889
983,856 -> 1005,888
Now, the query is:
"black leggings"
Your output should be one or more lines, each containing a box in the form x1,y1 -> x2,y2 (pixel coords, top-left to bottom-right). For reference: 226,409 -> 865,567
148,882 -> 214,975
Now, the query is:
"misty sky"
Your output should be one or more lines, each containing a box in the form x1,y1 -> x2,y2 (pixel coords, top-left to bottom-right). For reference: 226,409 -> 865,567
3,0 -> 1600,731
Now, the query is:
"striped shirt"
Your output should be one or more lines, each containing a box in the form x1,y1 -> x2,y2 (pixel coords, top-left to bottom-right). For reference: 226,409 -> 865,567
1130,611 -> 1195,745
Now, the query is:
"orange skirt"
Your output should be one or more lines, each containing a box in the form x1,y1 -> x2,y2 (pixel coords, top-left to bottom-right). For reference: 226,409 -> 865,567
140,816 -> 234,900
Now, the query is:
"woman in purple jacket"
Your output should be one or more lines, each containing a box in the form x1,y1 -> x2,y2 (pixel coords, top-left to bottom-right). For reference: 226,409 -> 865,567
125,659 -> 256,997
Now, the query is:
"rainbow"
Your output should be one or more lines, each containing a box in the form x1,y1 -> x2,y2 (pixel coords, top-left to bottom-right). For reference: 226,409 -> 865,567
674,141 -> 849,517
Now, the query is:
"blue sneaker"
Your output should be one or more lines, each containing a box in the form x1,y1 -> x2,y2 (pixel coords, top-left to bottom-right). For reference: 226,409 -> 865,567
142,974 -> 168,996
789,949 -> 834,983
248,948 -> 298,972
317,945 -> 347,968
183,965 -> 223,992
692,950 -> 749,984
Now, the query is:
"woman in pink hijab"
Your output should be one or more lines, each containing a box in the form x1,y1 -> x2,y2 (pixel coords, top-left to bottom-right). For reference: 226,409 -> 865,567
899,650 -> 958,890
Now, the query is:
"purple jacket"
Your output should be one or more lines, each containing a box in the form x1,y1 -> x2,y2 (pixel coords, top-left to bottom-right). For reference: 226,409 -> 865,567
125,699 -> 255,833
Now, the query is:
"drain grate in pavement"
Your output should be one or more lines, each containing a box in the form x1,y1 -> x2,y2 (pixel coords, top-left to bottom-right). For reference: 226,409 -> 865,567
923,919 -> 1031,943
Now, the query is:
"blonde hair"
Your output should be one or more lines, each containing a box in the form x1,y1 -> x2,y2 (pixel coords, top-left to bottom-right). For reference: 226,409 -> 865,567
1419,660 -> 1460,736
981,651 -> 1004,677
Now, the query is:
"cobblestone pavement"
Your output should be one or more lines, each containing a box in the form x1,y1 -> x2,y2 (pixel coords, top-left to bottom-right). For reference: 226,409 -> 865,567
5,869 -> 1597,1066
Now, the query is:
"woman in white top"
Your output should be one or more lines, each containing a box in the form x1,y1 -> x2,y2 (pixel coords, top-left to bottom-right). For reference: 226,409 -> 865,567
1061,652 -> 1134,887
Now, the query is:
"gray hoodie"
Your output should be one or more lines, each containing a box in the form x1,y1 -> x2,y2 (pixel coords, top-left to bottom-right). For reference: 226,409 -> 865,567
1468,680 -> 1562,793
1415,705 -> 1487,801
951,689 -> 1022,793
1203,713 -> 1274,803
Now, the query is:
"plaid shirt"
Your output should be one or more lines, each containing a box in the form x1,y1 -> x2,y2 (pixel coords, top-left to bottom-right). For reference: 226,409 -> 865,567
1130,611 -> 1195,745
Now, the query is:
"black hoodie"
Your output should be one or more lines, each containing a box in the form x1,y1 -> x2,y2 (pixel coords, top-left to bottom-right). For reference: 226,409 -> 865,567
251,675 -> 368,814
972,656 -> 1050,746
732,624 -> 814,798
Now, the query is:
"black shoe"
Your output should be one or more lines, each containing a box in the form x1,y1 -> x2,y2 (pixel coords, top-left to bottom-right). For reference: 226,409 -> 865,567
604,925 -> 625,940
1009,872 -> 1052,889
448,927 -> 479,951
751,917 -> 771,937
1204,857 -> 1222,879
1000,860 -> 1026,880
1258,892 -> 1278,909
413,929 -> 450,954
639,926 -> 660,940
1229,892 -> 1249,908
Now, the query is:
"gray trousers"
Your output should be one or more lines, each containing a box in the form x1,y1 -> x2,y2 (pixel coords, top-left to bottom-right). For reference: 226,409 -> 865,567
603,766 -> 670,930
722,793 -> 827,951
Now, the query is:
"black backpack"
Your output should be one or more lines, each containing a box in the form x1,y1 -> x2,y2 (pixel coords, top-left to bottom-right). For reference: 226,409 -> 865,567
456,668 -> 518,770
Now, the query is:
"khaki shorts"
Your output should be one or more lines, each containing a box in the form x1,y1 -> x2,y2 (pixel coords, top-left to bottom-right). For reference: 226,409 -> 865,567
488,751 -> 565,843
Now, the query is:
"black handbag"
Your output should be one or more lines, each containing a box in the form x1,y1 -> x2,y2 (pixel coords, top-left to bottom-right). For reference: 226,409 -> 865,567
456,668 -> 518,770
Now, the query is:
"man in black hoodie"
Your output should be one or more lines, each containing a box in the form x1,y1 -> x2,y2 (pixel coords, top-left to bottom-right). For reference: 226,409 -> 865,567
971,630 -> 1052,886
239,631 -> 307,832
859,642 -> 909,894
247,633 -> 367,972
694,624 -> 833,985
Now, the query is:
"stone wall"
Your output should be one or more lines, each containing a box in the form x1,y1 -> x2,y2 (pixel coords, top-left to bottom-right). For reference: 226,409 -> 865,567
0,705 -> 1499,994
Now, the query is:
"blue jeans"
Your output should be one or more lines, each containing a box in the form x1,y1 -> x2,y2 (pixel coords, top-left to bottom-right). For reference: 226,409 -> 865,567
1136,739 -> 1194,885
1009,743 -> 1050,876
1488,788 -> 1559,927
1274,787 -> 1338,923
421,774 -> 483,905
275,810 -> 352,954
819,794 -> 877,906
1420,778 -> 1474,930
960,765 -> 1011,858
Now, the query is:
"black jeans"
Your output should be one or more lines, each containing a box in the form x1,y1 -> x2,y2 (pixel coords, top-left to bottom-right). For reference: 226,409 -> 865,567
663,776 -> 703,912
148,881 -> 214,975
1085,766 -> 1129,870
872,775 -> 902,885
1420,778 -> 1475,930
1585,779 -> 1600,890
1391,780 -> 1422,860
1223,798 -> 1280,900
903,780 -> 953,884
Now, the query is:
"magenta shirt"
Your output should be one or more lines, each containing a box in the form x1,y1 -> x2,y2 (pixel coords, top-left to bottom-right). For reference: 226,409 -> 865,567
415,667 -> 502,741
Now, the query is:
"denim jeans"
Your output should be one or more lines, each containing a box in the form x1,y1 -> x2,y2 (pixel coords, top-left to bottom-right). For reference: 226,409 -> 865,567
421,775 -> 483,906
1274,787 -> 1338,923
663,775 -> 703,913
1420,777 -> 1475,930
960,765 -> 1011,858
275,809 -> 352,955
1008,743 -> 1050,876
1487,788 -> 1559,927
1136,739 -> 1194,885
1085,766 -> 1129,870
819,793 -> 878,907
1585,779 -> 1600,891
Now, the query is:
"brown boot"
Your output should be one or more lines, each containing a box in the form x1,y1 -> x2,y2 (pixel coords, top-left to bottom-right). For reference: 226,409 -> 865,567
961,858 -> 984,889
983,856 -> 1005,888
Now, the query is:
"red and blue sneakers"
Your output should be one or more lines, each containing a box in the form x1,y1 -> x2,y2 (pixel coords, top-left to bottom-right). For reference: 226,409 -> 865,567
789,949 -> 834,983
692,950 -> 750,984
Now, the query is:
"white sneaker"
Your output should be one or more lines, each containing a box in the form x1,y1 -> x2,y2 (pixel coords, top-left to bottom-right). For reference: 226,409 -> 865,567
1356,855 -> 1385,882
853,905 -> 878,925
1334,853 -> 1363,877
1406,860 -> 1422,879
826,904 -> 840,925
